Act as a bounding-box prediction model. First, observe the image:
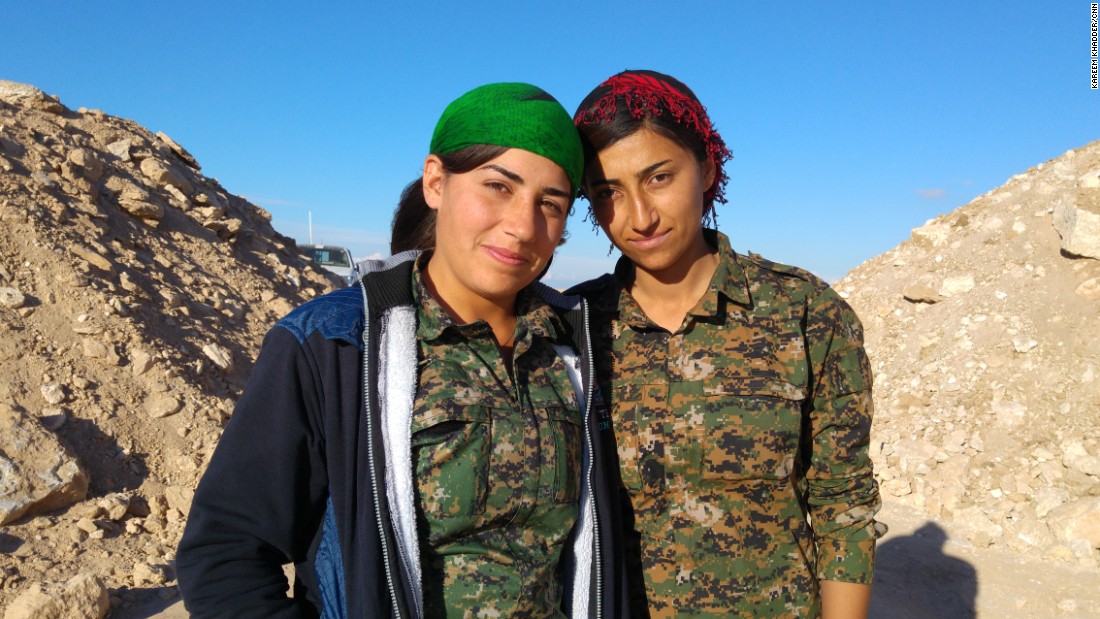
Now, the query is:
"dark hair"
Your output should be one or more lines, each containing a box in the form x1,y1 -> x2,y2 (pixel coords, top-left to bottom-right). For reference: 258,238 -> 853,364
390,144 -> 507,254
573,70 -> 731,228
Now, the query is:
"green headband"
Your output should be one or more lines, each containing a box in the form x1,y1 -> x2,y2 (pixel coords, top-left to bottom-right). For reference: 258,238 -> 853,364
430,82 -> 583,193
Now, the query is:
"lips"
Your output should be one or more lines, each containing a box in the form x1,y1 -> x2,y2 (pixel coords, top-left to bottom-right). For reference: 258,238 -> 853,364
483,245 -> 529,267
628,229 -> 670,250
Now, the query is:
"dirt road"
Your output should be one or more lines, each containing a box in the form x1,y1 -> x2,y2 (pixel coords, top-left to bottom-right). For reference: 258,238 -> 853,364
119,501 -> 1100,618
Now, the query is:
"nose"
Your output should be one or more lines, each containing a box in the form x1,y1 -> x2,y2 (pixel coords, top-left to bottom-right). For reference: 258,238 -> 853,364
500,195 -> 539,242
627,192 -> 657,233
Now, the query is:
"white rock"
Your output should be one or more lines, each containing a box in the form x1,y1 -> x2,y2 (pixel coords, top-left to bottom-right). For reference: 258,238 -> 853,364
1,573 -> 108,619
202,343 -> 232,371
0,287 -> 26,308
1075,277 -> 1100,301
81,339 -> 109,359
106,139 -> 132,161
1012,335 -> 1038,353
939,275 -> 976,297
1047,497 -> 1100,548
1079,168 -> 1100,189
992,399 -> 1027,427
1052,195 -> 1100,259
129,349 -> 155,376
0,80 -> 65,114
144,396 -> 181,419
132,562 -> 168,586
39,384 -> 66,405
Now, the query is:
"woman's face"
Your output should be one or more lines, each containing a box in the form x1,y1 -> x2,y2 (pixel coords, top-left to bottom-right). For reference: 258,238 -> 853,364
584,128 -> 715,278
423,147 -> 571,309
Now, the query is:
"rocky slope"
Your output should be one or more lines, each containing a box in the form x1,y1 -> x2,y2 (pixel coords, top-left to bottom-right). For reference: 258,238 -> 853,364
0,81 -> 337,617
836,139 -> 1100,568
1,78 -> 1097,617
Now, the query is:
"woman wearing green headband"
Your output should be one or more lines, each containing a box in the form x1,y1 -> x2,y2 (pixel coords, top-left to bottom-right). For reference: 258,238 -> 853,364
177,83 -> 627,618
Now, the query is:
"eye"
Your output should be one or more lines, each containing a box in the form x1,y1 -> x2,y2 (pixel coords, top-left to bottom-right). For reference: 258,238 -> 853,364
650,171 -> 672,185
592,187 -> 618,202
541,199 -> 566,217
485,180 -> 511,194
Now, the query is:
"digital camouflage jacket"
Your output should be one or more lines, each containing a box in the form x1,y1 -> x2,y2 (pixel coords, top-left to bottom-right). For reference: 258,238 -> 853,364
410,259 -> 584,617
569,230 -> 886,618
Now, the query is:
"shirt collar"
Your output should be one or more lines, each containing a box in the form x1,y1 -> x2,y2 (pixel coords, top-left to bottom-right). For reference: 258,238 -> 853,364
611,228 -> 752,328
412,252 -> 567,344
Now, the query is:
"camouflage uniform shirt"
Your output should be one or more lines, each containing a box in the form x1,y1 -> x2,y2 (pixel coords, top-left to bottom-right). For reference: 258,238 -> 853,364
411,259 -> 583,618
575,230 -> 885,618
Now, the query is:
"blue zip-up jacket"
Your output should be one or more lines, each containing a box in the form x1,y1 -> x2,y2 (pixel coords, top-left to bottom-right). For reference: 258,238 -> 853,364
176,253 -> 628,618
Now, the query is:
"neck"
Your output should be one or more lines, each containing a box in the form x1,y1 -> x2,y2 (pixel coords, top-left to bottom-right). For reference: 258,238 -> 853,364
629,232 -> 719,332
423,259 -> 518,346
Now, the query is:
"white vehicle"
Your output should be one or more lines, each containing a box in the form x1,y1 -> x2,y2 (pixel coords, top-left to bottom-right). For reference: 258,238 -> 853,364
303,244 -> 358,286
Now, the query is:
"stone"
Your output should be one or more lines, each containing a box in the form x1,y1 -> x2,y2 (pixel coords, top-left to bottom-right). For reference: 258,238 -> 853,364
1052,195 -> 1100,259
131,561 -> 168,586
69,245 -> 113,273
902,284 -> 941,304
0,409 -> 89,525
81,339 -> 109,359
1011,335 -> 1038,353
144,396 -> 181,419
164,183 -> 189,205
39,384 -> 66,406
65,149 -> 104,182
139,157 -> 192,195
105,139 -> 132,161
129,349 -> 154,376
1075,277 -> 1100,301
0,287 -> 26,309
992,399 -> 1026,427
1047,497 -> 1100,548
118,198 -> 164,220
1079,168 -> 1100,189
202,343 -> 232,371
939,275 -> 976,297
155,131 -> 200,170
1,573 -> 109,619
163,485 -> 194,515
96,493 -> 130,521
0,80 -> 66,114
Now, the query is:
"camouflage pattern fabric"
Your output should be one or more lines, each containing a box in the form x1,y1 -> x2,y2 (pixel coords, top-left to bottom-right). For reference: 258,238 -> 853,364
575,230 -> 885,618
410,260 -> 582,619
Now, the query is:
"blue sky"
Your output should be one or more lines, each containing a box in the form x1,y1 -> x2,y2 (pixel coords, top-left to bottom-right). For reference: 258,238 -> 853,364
4,2 -> 1097,286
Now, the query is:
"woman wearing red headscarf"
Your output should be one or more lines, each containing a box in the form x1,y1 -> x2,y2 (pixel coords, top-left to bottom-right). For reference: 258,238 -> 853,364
568,70 -> 886,619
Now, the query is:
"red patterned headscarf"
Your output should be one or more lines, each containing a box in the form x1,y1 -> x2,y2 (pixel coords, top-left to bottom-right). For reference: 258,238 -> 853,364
573,70 -> 732,214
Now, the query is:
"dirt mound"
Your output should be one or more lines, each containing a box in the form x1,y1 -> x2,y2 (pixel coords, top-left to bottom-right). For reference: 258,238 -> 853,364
836,139 -> 1100,567
0,81 -> 337,616
2,78 -> 1097,617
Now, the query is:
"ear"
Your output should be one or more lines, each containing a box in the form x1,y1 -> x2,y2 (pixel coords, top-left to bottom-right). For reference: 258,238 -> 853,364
422,154 -> 446,210
701,158 -> 717,193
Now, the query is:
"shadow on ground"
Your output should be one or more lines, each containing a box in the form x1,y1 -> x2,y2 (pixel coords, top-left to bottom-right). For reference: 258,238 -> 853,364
870,522 -> 977,619
107,586 -> 183,619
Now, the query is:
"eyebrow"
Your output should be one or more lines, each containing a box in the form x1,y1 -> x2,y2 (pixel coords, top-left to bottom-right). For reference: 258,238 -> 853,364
588,159 -> 672,188
481,163 -> 572,199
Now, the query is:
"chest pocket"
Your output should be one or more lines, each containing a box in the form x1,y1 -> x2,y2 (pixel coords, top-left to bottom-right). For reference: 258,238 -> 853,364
701,379 -> 806,482
546,404 -> 583,505
611,382 -> 667,496
412,401 -> 491,521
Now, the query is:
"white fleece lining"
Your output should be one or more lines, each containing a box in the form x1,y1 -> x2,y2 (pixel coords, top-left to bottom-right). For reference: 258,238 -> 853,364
555,344 -> 594,617
379,306 -> 422,616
